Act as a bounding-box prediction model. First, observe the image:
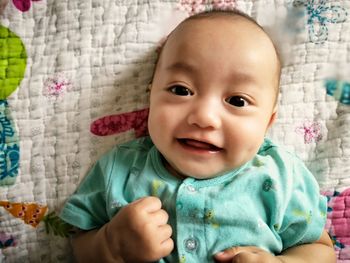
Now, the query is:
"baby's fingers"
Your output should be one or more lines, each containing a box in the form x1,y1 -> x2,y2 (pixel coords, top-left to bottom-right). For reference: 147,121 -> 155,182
133,196 -> 162,213
160,235 -> 174,258
152,208 -> 169,225
159,224 -> 173,240
214,246 -> 278,263
148,225 -> 173,260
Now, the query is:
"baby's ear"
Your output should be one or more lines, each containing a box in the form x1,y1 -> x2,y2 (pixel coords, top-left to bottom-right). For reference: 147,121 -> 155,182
147,83 -> 152,92
267,107 -> 278,129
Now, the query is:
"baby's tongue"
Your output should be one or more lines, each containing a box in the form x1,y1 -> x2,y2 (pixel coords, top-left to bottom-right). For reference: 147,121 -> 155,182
185,139 -> 214,150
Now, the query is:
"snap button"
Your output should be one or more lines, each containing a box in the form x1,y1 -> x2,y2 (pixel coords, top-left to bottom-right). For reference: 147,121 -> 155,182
184,237 -> 198,252
186,185 -> 196,192
176,201 -> 183,210
111,200 -> 122,208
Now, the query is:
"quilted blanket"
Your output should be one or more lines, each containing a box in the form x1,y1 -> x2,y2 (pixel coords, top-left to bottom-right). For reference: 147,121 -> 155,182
0,0 -> 349,262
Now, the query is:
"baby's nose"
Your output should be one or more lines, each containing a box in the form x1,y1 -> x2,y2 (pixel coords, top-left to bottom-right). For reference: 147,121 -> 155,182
187,99 -> 222,129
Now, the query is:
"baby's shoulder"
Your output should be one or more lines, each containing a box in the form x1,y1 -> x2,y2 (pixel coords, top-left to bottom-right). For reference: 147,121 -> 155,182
117,136 -> 154,151
258,137 -> 299,162
97,136 -> 154,164
113,136 -> 155,161
256,138 -> 314,183
256,138 -> 305,175
95,136 -> 155,175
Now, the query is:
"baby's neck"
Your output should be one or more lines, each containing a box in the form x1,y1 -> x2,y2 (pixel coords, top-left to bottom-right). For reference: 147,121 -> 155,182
161,155 -> 187,180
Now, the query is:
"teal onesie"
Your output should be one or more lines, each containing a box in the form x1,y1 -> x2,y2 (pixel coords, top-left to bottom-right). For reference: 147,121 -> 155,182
60,136 -> 327,262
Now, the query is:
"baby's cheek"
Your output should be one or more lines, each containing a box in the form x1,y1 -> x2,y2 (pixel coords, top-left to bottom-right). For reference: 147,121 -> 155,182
225,129 -> 262,161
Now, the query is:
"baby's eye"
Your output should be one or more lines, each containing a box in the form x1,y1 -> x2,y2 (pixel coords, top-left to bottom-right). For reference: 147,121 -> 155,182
168,85 -> 193,96
226,96 -> 249,107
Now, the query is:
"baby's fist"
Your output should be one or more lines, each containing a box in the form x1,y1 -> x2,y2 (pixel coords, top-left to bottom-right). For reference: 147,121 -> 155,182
214,246 -> 283,263
107,196 -> 173,262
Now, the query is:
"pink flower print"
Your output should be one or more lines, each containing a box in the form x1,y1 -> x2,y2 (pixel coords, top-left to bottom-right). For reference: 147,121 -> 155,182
90,108 -> 149,138
43,73 -> 72,99
12,0 -> 40,12
178,0 -> 236,15
179,0 -> 206,15
295,120 -> 322,144
211,0 -> 236,10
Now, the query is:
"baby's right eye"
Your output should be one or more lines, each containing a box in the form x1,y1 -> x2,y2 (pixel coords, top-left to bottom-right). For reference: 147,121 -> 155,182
168,85 -> 193,96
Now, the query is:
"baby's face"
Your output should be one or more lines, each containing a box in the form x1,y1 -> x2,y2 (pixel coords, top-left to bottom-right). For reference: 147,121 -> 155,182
148,16 -> 279,179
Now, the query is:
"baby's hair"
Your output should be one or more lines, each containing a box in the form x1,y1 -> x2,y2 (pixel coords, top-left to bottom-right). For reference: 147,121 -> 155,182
152,9 -> 281,103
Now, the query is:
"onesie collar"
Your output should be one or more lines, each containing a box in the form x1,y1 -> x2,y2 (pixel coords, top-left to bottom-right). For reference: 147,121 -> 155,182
149,145 -> 248,188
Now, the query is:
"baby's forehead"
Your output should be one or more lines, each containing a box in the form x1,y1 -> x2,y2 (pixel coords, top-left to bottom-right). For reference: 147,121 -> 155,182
162,14 -> 272,53
162,14 -> 276,59
156,12 -> 281,94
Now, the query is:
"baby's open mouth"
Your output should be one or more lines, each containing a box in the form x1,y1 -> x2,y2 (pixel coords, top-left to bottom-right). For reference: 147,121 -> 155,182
177,138 -> 222,152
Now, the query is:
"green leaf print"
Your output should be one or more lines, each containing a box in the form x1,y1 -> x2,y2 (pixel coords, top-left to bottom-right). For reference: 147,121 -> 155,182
0,25 -> 27,99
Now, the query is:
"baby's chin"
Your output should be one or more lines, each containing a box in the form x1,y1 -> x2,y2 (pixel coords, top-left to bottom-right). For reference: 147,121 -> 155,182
162,154 -> 246,180
167,163 -> 230,180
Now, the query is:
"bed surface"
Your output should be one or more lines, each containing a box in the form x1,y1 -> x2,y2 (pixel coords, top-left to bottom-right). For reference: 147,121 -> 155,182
0,0 -> 349,262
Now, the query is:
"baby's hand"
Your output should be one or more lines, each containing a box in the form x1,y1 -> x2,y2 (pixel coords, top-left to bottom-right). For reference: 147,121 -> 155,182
214,246 -> 283,263
106,196 -> 173,262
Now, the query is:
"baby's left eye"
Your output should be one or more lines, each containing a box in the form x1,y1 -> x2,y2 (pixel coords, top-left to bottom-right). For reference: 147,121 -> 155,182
225,96 -> 249,107
168,85 -> 193,96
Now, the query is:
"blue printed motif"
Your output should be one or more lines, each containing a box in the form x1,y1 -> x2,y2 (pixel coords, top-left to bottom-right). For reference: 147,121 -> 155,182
0,101 -> 15,143
0,100 -> 20,185
293,0 -> 347,43
0,236 -> 15,249
0,143 -> 20,180
324,79 -> 350,105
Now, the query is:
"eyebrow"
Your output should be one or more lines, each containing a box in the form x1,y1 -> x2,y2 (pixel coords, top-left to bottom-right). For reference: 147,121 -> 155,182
165,62 -> 197,74
229,71 -> 257,84
165,61 -> 259,86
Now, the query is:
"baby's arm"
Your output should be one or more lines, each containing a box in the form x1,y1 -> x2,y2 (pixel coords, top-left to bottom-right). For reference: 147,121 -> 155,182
277,230 -> 336,263
214,229 -> 335,263
71,196 -> 173,263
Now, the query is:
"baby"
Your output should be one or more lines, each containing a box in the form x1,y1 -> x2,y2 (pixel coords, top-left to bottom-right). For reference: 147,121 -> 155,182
60,9 -> 335,263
